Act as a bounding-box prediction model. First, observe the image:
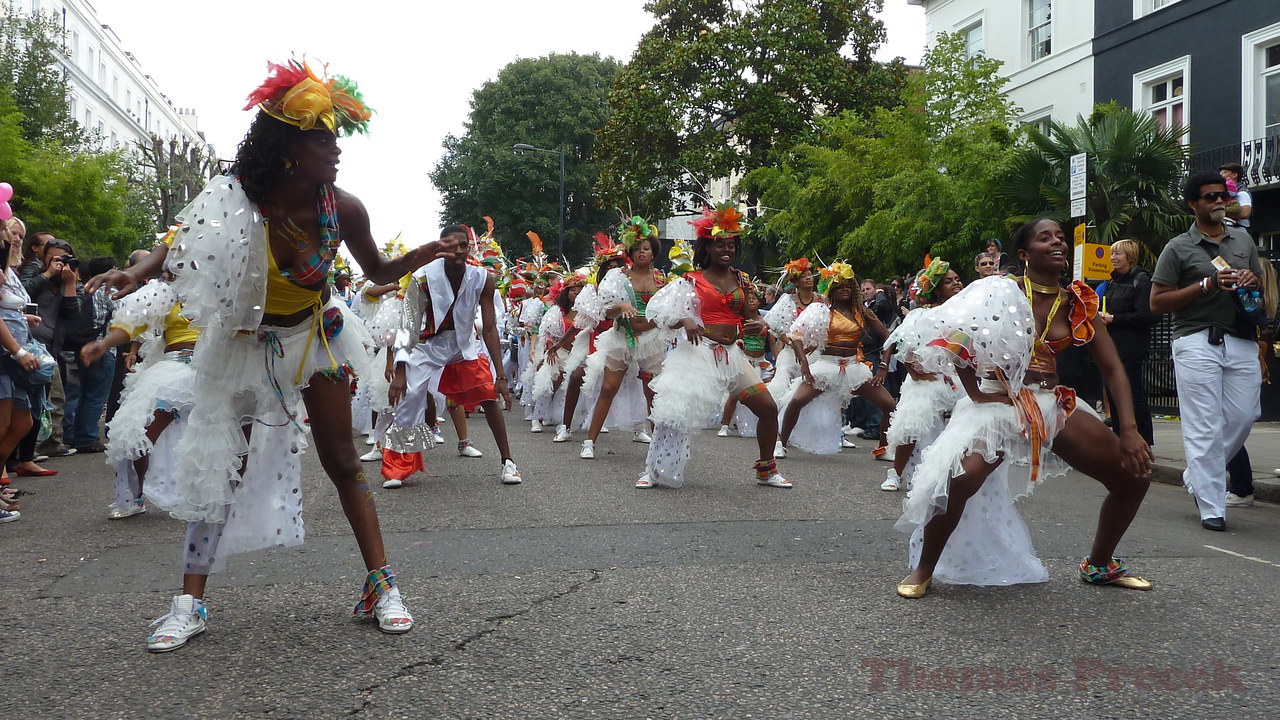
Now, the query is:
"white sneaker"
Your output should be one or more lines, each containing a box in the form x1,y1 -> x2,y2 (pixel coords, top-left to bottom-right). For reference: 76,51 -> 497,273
633,430 -> 652,444
364,433 -> 377,446
600,426 -> 610,433
1226,492 -> 1254,508
580,440 -> 595,459
458,441 -> 484,458
881,469 -> 901,491
108,499 -> 146,519
146,594 -> 207,652
845,426 -> 864,438
758,472 -> 793,488
553,424 -> 571,442
635,471 -> 654,489
530,419 -> 543,433
773,440 -> 787,459
359,448 -> 383,462
382,478 -> 403,489
437,416 -> 447,424
501,459 -> 523,484
373,586 -> 413,634
717,425 -> 731,437
430,425 -> 446,445
840,436 -> 858,449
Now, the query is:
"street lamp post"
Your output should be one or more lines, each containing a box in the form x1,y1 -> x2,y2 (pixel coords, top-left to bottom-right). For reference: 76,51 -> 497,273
512,143 -> 565,259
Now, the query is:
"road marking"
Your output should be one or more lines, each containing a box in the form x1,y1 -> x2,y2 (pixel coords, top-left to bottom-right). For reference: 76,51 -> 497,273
1204,545 -> 1280,568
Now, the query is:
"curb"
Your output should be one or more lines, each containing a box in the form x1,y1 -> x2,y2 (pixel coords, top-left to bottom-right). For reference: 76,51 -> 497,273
1152,463 -> 1280,504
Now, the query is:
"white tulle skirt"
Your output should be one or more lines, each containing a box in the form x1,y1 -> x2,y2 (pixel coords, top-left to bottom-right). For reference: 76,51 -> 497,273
578,326 -> 667,432
895,381 -> 1089,587
156,300 -> 373,569
645,339 -> 766,487
885,375 -> 961,452
107,351 -> 196,510
775,352 -> 872,455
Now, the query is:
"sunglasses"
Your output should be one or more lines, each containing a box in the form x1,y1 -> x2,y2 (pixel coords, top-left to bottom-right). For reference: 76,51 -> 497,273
978,261 -> 996,266
1200,191 -> 1231,202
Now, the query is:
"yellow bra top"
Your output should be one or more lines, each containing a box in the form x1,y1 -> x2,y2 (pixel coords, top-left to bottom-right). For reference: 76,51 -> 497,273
111,301 -> 200,345
265,238 -> 324,315
163,303 -> 199,345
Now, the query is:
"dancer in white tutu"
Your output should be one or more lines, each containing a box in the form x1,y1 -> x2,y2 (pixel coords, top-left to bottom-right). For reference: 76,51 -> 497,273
717,286 -> 771,438
79,275 -> 196,520
893,218 -> 1154,599
637,204 -> 789,489
774,262 -> 895,458
580,219 -> 668,459
529,273 -> 591,432
759,258 -> 823,398
90,60 -> 447,649
877,258 -> 964,492
550,249 -> 624,445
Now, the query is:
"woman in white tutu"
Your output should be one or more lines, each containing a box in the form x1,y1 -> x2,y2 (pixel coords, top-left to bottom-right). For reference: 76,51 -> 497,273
90,60 -> 453,649
774,263 -> 895,458
637,204 -> 789,489
551,250 -> 625,445
877,258 -> 964,492
79,277 -> 195,520
580,220 -> 668,458
759,258 -> 823,398
894,218 -> 1154,599
530,274 -> 591,433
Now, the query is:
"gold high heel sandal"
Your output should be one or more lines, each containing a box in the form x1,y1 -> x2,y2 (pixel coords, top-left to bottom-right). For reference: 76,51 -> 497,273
896,576 -> 932,599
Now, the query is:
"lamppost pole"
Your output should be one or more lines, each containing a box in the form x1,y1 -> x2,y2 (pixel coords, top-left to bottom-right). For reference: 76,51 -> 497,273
512,143 -> 566,259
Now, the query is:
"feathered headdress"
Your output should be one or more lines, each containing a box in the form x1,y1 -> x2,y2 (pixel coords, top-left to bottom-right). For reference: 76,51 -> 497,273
667,238 -> 695,277
593,232 -> 628,269
816,261 -> 856,294
617,215 -> 659,252
381,232 -> 408,259
690,202 -> 744,240
244,59 -> 373,136
912,257 -> 951,303
782,257 -> 812,280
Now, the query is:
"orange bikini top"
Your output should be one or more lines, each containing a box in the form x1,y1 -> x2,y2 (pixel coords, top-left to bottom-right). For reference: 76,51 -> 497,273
690,271 -> 751,328
1028,280 -> 1098,374
827,307 -> 864,347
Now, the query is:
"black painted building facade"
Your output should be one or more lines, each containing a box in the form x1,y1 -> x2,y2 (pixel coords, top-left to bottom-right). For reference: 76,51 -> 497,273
1093,0 -> 1280,252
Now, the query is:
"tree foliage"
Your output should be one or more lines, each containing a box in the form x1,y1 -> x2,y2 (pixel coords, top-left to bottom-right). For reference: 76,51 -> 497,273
0,6 -> 152,259
998,103 -> 1190,257
742,32 -> 1020,280
131,135 -> 221,231
594,0 -> 907,216
430,53 -> 622,263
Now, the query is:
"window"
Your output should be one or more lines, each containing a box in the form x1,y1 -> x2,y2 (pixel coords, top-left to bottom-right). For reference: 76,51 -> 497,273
1022,110 -> 1053,137
1133,56 -> 1190,142
110,131 -> 118,148
1134,0 -> 1185,18
1028,0 -> 1051,62
1266,43 -> 1280,138
86,47 -> 94,73
112,75 -> 119,101
962,22 -> 984,58
70,31 -> 79,62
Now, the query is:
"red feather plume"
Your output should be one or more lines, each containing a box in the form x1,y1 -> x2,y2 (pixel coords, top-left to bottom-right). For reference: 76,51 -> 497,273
243,60 -> 311,111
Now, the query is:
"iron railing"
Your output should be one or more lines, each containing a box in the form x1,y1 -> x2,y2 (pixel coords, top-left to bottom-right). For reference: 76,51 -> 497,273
1189,135 -> 1280,188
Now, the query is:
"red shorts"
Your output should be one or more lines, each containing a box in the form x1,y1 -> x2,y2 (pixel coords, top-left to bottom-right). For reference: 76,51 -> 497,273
380,449 -> 424,481
438,356 -> 496,411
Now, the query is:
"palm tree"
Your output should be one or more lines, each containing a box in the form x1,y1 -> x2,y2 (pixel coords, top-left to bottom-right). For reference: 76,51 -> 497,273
999,104 -> 1190,259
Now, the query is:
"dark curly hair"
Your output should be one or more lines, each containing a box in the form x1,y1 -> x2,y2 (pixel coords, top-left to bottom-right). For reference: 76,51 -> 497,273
234,112 -> 305,205
627,236 -> 660,263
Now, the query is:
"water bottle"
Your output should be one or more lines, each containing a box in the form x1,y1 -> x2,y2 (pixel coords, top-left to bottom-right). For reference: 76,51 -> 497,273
1238,287 -> 1259,313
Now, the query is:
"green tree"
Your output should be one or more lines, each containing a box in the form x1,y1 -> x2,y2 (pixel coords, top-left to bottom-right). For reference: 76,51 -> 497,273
594,0 -> 907,216
0,4 -> 84,146
742,32 -> 1020,279
430,53 -> 621,263
998,104 -> 1190,257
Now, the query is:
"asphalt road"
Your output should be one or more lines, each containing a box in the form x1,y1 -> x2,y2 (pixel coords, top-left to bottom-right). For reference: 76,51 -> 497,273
2,409 -> 1278,720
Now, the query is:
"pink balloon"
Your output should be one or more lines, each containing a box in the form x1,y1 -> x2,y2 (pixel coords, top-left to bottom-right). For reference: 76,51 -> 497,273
0,202 -> 11,221
0,183 -> 11,203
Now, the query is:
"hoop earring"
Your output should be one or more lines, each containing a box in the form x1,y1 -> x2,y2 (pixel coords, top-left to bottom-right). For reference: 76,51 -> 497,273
284,159 -> 296,175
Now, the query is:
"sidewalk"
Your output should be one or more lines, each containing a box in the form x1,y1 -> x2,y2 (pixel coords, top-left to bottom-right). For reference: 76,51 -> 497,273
1149,417 -> 1280,503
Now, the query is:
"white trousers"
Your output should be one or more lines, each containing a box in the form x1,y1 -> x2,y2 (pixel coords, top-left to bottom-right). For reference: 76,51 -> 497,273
1171,330 -> 1261,520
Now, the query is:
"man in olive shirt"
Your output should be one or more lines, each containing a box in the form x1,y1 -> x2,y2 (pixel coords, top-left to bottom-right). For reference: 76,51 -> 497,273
1151,170 -> 1263,531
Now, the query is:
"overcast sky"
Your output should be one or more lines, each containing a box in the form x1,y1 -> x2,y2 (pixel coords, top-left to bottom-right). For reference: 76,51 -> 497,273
90,0 -> 924,255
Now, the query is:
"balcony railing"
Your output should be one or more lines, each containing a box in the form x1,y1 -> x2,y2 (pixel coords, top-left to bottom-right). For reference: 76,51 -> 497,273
1189,135 -> 1280,188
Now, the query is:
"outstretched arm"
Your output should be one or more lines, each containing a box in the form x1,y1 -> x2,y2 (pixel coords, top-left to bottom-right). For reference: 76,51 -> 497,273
337,190 -> 456,284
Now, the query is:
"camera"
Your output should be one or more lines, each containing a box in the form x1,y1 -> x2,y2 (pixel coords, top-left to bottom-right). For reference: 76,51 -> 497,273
61,255 -> 79,271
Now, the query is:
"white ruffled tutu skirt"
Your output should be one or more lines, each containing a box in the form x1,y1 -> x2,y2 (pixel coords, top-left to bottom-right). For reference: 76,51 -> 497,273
885,375 -> 961,452
646,339 -> 765,487
157,300 -> 373,570
896,381 -> 1089,586
775,352 -> 872,455
578,326 -> 667,432
107,351 -> 196,510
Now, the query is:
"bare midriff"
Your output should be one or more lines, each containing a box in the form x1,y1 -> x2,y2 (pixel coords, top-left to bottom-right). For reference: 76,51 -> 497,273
702,323 -> 740,345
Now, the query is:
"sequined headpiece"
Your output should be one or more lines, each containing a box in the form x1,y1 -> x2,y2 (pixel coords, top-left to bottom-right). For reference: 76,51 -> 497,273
244,59 -> 373,136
